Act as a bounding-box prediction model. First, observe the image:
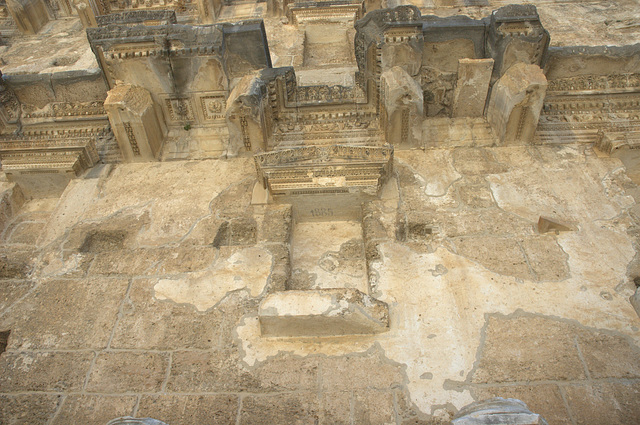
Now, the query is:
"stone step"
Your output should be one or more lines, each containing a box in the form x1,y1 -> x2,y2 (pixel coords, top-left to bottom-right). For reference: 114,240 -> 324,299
259,288 -> 389,337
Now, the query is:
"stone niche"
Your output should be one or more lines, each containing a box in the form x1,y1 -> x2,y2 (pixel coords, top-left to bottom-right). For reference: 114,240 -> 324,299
254,144 -> 393,220
284,0 -> 365,25
354,5 -> 550,119
254,144 -> 393,337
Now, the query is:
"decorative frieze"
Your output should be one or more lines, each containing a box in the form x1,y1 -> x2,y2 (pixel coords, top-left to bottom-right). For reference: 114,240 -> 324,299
22,101 -> 106,119
200,94 -> 225,121
254,144 -> 393,196
0,136 -> 99,176
165,98 -> 195,122
547,73 -> 640,94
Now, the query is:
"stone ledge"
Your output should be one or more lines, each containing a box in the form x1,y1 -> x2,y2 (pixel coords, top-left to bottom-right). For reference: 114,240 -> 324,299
259,288 -> 389,337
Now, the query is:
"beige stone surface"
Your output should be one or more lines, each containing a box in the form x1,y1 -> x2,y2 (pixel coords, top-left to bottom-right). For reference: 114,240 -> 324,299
1,3 -> 640,423
51,395 -> 137,425
0,142 -> 637,423
452,58 -> 494,118
154,246 -> 272,311
0,18 -> 98,74
86,351 -> 170,393
291,220 -> 367,291
136,394 -> 239,425
487,63 -> 547,145
259,289 -> 389,337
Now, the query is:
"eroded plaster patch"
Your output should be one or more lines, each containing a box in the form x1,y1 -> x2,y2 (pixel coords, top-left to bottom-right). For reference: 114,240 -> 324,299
235,147 -> 640,417
154,246 -> 272,311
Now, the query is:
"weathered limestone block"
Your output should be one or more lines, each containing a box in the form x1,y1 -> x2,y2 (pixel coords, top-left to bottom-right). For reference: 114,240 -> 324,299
452,398 -> 548,425
225,73 -> 267,156
6,0 -> 49,35
104,84 -> 167,162
380,66 -> 423,148
73,0 -> 97,28
487,63 -> 547,145
452,58 -> 494,118
259,289 -> 389,337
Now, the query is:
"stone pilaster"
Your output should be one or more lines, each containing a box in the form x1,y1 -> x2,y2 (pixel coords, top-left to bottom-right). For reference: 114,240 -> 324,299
104,84 -> 167,162
6,0 -> 49,35
380,66 -> 423,148
452,58 -> 494,118
487,63 -> 547,145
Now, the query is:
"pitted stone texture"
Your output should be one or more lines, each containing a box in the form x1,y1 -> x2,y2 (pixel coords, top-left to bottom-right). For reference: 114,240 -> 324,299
353,389 -> 396,424
257,204 -> 292,244
471,314 -> 640,386
0,278 -> 128,350
52,395 -> 137,425
238,393 -> 321,425
319,349 -> 406,392
563,382 -> 640,425
0,279 -> 35,314
0,351 -> 93,392
471,315 -> 587,383
167,350 -> 319,393
449,237 -> 534,281
0,394 -> 60,424
109,279 -> 249,350
518,236 -> 570,282
575,331 -> 640,379
86,352 -> 170,393
136,395 -> 238,425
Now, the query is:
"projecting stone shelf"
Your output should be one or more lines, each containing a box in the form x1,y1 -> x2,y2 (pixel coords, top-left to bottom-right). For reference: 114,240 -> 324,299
258,288 -> 389,337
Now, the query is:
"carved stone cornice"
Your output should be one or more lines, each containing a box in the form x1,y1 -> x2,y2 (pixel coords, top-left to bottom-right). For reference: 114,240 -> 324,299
0,136 -> 99,176
254,144 -> 393,196
547,73 -> 640,95
21,101 -> 107,119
